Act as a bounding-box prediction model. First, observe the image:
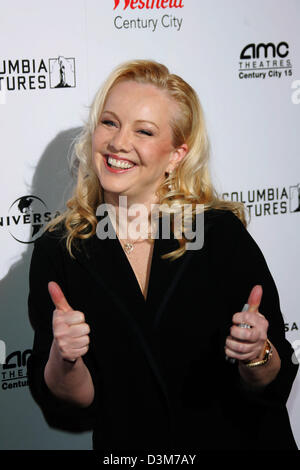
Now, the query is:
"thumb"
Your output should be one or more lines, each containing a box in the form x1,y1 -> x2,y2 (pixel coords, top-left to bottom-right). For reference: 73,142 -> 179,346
247,285 -> 263,313
48,281 -> 72,313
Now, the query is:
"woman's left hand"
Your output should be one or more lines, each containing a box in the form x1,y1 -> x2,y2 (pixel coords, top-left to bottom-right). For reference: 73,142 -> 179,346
225,285 -> 269,363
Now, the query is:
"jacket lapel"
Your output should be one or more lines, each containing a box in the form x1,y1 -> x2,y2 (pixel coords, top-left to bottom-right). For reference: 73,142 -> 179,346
146,216 -> 194,327
77,213 -> 194,324
73,214 -> 194,416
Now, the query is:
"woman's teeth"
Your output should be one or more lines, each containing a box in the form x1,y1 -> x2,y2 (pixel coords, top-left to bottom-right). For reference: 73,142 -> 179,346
107,156 -> 134,169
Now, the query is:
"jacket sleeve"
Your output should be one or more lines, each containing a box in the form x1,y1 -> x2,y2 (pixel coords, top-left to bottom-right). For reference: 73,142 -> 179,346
27,229 -> 100,432
213,210 -> 299,407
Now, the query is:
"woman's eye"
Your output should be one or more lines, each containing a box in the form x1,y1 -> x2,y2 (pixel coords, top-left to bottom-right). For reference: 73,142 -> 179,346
138,129 -> 153,136
101,120 -> 117,127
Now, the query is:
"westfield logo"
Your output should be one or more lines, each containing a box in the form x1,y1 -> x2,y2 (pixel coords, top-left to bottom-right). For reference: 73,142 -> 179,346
113,0 -> 184,9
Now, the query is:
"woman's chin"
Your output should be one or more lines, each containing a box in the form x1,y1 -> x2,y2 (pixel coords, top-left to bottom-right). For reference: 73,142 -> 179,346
101,185 -> 134,200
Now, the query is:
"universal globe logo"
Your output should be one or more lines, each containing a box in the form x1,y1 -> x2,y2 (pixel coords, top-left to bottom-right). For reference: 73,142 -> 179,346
2,195 -> 58,244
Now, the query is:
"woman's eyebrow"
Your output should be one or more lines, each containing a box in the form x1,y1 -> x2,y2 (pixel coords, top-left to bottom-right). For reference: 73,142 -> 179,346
135,119 -> 159,130
101,110 -> 119,119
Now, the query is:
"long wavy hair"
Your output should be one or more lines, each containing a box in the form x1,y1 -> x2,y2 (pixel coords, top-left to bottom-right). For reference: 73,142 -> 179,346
47,59 -> 247,260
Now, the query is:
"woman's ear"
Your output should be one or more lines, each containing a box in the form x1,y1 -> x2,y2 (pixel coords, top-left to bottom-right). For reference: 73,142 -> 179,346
166,143 -> 188,173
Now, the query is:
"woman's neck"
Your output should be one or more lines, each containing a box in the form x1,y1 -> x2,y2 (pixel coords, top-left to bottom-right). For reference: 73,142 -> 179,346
103,192 -> 159,241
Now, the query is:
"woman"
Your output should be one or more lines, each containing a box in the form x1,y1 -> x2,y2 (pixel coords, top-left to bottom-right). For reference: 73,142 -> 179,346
27,59 -> 298,451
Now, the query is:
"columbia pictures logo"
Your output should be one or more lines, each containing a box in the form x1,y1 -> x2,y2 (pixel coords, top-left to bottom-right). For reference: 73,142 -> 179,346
289,184 -> 300,213
49,56 -> 76,88
222,183 -> 300,217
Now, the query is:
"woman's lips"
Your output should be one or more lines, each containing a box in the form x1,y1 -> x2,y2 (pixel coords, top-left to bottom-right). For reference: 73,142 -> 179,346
103,154 -> 137,173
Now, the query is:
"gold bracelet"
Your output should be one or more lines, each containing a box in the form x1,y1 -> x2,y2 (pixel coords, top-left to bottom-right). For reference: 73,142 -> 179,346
245,339 -> 273,368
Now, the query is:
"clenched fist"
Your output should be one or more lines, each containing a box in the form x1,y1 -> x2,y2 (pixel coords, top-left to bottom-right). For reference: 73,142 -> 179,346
48,281 -> 90,363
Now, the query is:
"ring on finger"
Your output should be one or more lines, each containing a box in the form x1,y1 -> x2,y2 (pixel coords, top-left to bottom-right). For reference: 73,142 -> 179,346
238,322 -> 252,329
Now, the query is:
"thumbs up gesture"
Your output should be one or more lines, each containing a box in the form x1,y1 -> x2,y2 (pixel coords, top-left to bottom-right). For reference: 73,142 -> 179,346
225,285 -> 269,363
48,281 -> 90,363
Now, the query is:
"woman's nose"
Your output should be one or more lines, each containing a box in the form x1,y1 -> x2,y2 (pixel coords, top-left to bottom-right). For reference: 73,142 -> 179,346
108,128 -> 132,153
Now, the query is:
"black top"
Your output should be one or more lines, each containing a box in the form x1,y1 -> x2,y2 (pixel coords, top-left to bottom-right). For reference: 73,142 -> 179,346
27,209 -> 299,451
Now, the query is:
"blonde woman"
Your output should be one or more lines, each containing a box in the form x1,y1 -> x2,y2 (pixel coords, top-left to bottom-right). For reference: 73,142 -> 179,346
27,60 -> 298,451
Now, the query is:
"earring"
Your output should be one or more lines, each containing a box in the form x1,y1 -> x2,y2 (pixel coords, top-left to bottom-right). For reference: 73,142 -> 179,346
166,171 -> 174,191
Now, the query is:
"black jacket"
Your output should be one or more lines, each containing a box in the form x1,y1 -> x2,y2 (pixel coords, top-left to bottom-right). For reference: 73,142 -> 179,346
27,209 -> 299,451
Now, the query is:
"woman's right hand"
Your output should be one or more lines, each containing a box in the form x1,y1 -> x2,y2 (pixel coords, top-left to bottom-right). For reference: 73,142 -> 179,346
48,281 -> 90,363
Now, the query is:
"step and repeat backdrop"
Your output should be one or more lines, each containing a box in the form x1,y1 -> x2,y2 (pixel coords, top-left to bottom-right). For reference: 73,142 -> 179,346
0,0 -> 299,450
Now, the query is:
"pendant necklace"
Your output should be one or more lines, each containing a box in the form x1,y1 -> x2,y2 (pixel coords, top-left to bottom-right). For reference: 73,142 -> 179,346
120,236 -> 147,255
119,220 -> 158,255
123,240 -> 139,255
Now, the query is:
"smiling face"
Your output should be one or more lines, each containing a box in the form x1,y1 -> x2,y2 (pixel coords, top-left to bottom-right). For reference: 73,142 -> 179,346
92,80 -> 187,206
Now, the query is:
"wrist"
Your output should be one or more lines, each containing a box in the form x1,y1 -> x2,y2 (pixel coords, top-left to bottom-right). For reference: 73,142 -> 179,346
63,357 -> 78,364
242,339 -> 273,368
51,339 -> 79,365
238,341 -> 281,388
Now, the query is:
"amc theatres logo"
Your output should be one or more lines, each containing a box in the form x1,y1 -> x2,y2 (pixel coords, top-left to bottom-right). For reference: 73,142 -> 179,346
113,0 -> 184,9
240,42 -> 289,60
1,348 -> 31,391
238,41 -> 293,80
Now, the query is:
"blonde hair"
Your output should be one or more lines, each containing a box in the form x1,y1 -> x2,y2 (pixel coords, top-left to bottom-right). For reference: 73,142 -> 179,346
47,59 -> 247,260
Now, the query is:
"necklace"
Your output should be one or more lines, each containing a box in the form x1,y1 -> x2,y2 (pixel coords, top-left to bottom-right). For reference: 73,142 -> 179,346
123,240 -> 141,255
120,236 -> 148,255
118,220 -> 158,255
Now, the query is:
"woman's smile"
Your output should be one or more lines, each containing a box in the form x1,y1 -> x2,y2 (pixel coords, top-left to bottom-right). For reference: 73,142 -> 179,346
103,154 -> 137,173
